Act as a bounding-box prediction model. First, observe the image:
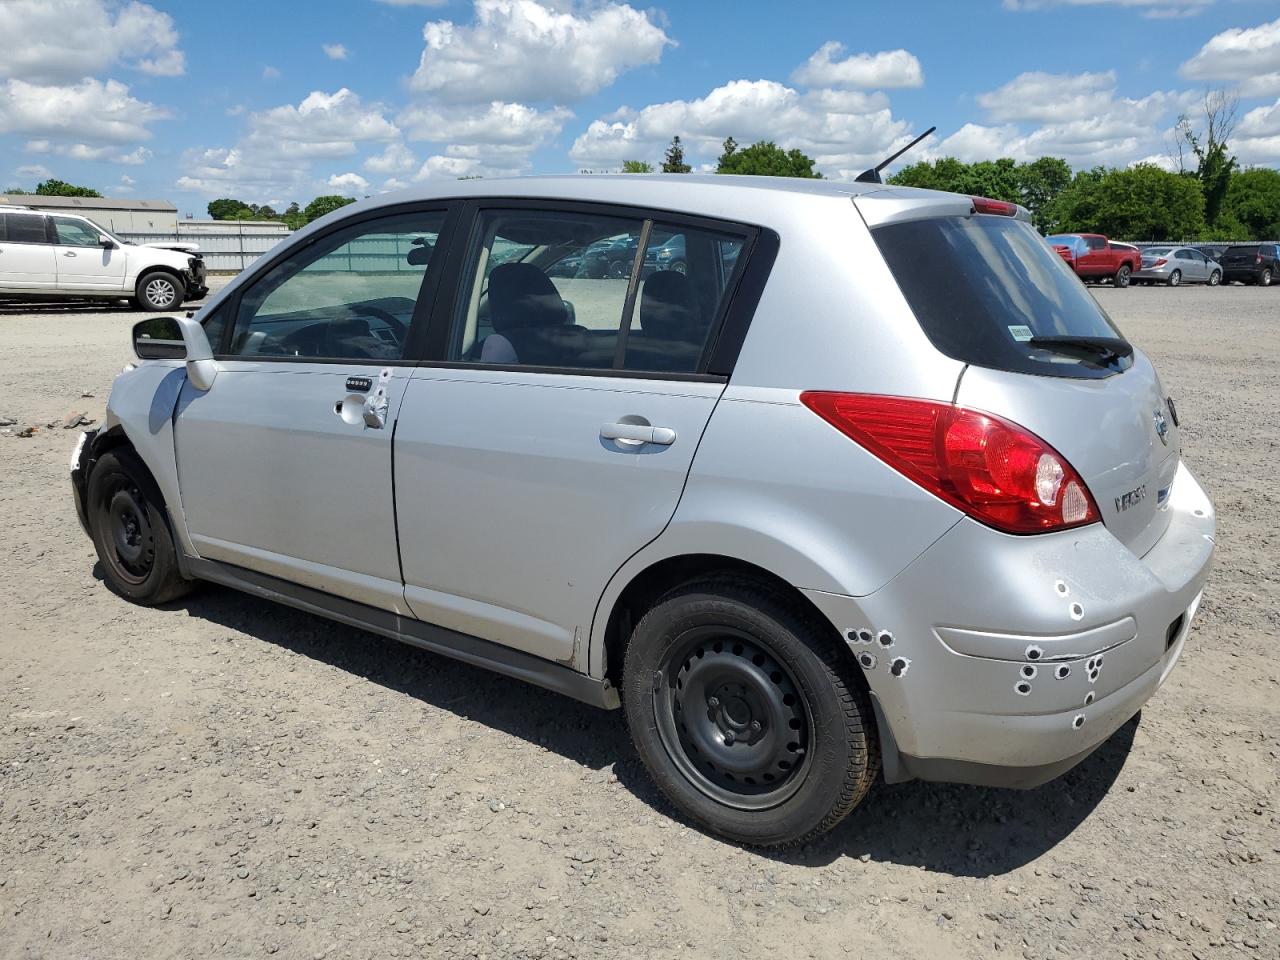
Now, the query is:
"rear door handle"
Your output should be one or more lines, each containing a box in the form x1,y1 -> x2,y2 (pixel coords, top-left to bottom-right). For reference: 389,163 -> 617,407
600,421 -> 676,446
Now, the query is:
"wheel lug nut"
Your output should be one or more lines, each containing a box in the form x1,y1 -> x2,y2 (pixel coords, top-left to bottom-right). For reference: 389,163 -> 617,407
708,697 -> 720,708
750,720 -> 762,732
723,731 -> 735,745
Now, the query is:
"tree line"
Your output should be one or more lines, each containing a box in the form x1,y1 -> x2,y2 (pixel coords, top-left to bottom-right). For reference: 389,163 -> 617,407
205,196 -> 354,229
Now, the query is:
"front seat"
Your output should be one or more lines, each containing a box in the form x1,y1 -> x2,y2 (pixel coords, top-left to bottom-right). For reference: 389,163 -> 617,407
631,270 -> 706,371
481,263 -> 579,366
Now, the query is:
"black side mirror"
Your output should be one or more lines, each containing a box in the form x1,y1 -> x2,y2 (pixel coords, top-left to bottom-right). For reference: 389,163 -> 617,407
133,317 -> 187,359
99,235 -> 114,248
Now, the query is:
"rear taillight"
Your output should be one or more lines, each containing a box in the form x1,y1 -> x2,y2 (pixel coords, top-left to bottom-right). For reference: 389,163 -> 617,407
1257,253 -> 1264,264
970,196 -> 1018,216
800,392 -> 1101,535
1152,258 -> 1167,267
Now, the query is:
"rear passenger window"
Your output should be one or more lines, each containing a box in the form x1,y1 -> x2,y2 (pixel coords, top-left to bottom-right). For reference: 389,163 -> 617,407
3,213 -> 48,244
449,208 -> 745,375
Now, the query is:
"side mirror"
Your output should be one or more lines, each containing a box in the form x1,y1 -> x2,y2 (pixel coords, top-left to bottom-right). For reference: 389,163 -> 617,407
132,316 -> 218,391
99,235 -> 114,248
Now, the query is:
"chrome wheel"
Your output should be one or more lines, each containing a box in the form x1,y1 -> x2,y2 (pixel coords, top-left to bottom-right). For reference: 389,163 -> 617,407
144,276 -> 178,309
1209,271 -> 1221,286
654,627 -> 812,811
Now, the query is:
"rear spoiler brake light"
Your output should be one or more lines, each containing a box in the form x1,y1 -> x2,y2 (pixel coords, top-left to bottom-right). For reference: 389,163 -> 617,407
970,196 -> 1018,217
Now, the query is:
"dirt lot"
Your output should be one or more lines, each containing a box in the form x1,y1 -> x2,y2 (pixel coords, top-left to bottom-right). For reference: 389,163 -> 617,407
1,282 -> 1277,960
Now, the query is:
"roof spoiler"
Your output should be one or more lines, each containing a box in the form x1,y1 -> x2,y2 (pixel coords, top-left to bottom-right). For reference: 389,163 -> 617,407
855,126 -> 936,184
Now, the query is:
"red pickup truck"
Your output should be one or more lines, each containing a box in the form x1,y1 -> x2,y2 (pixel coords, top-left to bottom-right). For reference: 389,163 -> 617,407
1044,233 -> 1141,288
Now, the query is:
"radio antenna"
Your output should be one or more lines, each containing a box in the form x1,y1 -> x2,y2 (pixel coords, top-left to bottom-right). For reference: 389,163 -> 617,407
855,126 -> 936,184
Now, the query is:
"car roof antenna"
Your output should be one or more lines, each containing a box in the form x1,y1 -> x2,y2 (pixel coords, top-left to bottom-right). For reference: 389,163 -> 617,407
855,126 -> 937,184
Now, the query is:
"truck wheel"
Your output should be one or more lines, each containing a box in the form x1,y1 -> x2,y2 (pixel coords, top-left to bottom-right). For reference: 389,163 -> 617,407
1166,269 -> 1181,287
135,271 -> 182,312
87,449 -> 192,605
621,575 -> 879,848
1114,264 -> 1131,288
1261,268 -> 1273,287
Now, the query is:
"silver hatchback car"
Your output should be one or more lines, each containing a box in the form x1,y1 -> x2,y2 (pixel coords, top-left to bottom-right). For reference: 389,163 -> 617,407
71,176 -> 1215,847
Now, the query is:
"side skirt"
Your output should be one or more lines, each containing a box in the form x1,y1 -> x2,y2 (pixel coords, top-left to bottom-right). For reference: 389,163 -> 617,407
183,556 -> 621,710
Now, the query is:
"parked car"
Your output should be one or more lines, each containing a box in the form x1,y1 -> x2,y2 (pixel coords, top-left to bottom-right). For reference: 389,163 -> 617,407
71,177 -> 1214,847
0,204 -> 207,310
1132,246 -> 1222,286
1192,243 -> 1230,262
1216,243 -> 1279,286
1045,232 -> 1142,287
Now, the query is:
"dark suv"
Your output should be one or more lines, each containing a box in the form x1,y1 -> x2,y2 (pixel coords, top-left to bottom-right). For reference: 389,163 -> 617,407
1218,244 -> 1279,286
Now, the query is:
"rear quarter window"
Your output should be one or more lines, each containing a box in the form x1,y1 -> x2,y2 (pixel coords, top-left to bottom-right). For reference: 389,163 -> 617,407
872,215 -> 1127,380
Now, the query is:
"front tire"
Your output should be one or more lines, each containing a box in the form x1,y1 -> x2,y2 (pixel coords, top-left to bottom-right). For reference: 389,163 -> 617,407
135,271 -> 182,312
621,576 -> 879,847
1167,269 -> 1182,287
1114,264 -> 1131,288
1209,270 -> 1221,286
87,449 -> 191,605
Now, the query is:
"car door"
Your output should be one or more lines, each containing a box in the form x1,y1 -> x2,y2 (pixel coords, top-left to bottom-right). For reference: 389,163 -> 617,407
1173,248 -> 1197,281
1077,236 -> 1106,277
50,216 -> 128,291
0,212 -> 57,290
172,205 -> 451,613
394,203 -> 754,664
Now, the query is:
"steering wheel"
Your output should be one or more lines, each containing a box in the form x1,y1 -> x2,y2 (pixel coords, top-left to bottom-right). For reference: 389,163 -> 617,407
343,304 -> 406,340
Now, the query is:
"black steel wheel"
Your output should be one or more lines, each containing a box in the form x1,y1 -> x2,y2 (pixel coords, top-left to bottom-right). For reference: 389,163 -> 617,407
622,575 -> 879,847
87,448 -> 191,605
654,627 -> 812,810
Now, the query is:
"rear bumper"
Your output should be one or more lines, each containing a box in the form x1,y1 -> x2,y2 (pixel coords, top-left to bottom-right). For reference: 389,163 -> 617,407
1221,267 -> 1263,282
805,461 -> 1215,787
1132,267 -> 1175,281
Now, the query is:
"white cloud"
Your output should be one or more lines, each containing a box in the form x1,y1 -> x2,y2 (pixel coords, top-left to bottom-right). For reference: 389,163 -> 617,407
571,79 -> 911,178
263,65 -> 282,80
977,71 -> 1119,123
1003,0 -> 1213,19
327,172 -> 370,194
410,0 -> 670,104
115,146 -> 152,165
24,139 -> 51,153
1240,98 -> 1280,138
399,100 -> 571,145
322,43 -> 349,60
364,141 -> 418,175
1237,97 -> 1280,163
13,163 -> 53,180
1180,17 -> 1280,97
790,43 -> 923,89
116,174 -> 136,193
0,0 -> 185,82
0,78 -> 169,144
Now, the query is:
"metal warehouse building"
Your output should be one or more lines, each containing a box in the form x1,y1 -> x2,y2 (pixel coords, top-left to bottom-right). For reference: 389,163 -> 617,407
0,194 -> 179,233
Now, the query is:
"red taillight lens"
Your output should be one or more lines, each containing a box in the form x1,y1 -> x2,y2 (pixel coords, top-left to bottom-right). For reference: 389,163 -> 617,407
1257,253 -> 1264,264
799,392 -> 1101,535
1152,258 -> 1167,267
970,196 -> 1018,216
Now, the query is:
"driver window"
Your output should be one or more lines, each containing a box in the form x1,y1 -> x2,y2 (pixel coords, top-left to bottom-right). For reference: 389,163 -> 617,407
227,210 -> 445,361
52,217 -> 105,247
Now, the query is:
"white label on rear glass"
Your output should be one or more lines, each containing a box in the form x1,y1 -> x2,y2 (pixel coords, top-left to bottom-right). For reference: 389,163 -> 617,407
1008,325 -> 1033,342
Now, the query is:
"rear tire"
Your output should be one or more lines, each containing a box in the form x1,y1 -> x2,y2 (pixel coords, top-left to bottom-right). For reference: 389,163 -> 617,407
135,271 -> 182,312
1167,269 -> 1181,287
621,576 -> 879,848
1114,264 -> 1131,288
1261,268 -> 1273,287
87,449 -> 191,605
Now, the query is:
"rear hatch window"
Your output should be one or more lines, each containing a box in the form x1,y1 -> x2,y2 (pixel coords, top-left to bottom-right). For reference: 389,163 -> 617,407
1221,246 -> 1259,262
871,215 -> 1128,380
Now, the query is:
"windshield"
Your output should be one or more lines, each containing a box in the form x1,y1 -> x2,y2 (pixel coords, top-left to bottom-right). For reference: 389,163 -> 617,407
872,215 -> 1128,380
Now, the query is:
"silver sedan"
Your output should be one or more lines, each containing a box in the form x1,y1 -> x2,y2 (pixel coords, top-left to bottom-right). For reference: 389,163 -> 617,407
1133,246 -> 1222,286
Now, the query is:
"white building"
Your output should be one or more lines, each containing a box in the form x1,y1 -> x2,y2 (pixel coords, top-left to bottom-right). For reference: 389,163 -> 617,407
0,194 -> 178,233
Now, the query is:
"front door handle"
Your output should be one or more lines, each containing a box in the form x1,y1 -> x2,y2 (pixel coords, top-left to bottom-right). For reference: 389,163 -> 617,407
62,251 -> 78,258
601,421 -> 676,446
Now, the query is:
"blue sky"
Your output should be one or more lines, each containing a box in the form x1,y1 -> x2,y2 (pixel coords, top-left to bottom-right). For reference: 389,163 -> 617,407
3,0 -> 1280,217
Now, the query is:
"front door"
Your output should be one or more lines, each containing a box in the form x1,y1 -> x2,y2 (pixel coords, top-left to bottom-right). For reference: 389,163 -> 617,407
394,205 -> 751,664
173,207 -> 449,612
50,216 -> 128,291
0,212 -> 56,290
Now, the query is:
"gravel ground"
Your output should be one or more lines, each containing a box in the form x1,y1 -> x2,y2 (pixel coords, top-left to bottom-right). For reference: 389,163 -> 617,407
1,281 -> 1277,960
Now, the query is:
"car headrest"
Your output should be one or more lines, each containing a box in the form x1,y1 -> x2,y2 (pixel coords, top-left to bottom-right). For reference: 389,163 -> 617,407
639,270 -> 698,341
489,263 -> 565,333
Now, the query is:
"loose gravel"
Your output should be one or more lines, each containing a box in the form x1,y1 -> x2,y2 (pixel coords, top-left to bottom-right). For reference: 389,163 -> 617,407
1,282 -> 1277,959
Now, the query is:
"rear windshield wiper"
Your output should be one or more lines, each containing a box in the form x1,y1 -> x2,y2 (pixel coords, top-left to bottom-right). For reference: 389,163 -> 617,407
1028,335 -> 1133,366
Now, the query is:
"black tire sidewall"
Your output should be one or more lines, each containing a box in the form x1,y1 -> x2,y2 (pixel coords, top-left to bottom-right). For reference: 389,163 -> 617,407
87,449 -> 186,605
138,272 -> 181,311
622,581 -> 874,846
1115,265 -> 1130,287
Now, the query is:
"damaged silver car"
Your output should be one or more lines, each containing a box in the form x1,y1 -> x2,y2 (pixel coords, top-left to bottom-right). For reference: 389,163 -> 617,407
70,176 -> 1215,847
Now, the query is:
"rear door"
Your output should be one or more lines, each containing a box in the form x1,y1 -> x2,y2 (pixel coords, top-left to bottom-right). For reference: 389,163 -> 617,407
1077,235 -> 1108,277
393,203 -> 752,663
868,210 -> 1179,556
0,212 -> 57,290
173,205 -> 451,612
50,216 -> 127,291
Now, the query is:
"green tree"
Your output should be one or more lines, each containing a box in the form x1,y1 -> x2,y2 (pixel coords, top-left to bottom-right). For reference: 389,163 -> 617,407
207,198 -> 252,220
35,178 -> 100,197
282,202 -> 305,230
661,136 -> 691,173
3,187 -> 31,195
716,140 -> 822,178
1174,90 -> 1237,231
888,156 -> 969,192
621,160 -> 653,173
303,194 -> 356,223
1016,157 -> 1072,230
1223,167 -> 1280,240
1055,164 -> 1205,239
